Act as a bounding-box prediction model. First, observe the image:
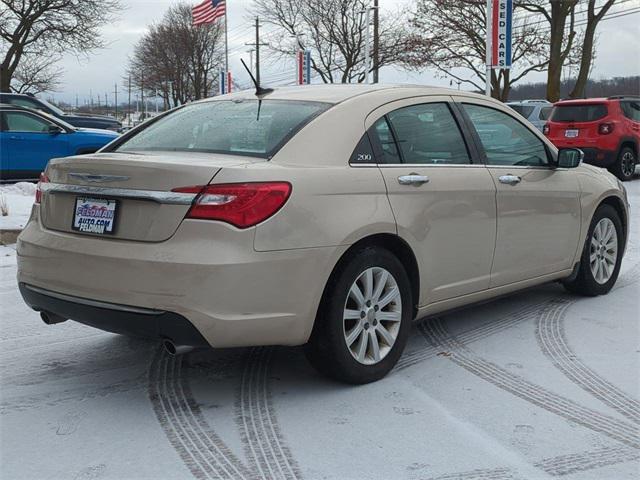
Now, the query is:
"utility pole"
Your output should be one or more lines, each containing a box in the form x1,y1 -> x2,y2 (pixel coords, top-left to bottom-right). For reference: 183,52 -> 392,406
246,17 -> 268,86
141,73 -> 145,120
114,84 -> 118,120
128,76 -> 132,125
485,0 -> 492,97
373,0 -> 379,83
364,8 -> 371,84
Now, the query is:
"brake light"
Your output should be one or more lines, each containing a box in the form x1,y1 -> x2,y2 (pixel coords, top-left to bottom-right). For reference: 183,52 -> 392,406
543,124 -> 550,135
35,172 -> 49,203
172,182 -> 292,228
598,122 -> 614,135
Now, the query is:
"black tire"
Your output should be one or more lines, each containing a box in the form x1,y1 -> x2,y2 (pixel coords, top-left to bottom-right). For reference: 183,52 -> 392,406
563,204 -> 624,296
304,246 -> 413,384
610,146 -> 637,182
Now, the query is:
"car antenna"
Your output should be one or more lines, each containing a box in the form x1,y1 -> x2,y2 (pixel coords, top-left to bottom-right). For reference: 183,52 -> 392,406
240,58 -> 273,97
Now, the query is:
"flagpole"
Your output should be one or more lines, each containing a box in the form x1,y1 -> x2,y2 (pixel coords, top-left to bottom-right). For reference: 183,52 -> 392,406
225,8 -> 229,91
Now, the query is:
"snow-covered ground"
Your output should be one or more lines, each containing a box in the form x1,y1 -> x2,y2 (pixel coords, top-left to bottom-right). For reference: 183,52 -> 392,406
0,182 -> 36,230
0,181 -> 638,480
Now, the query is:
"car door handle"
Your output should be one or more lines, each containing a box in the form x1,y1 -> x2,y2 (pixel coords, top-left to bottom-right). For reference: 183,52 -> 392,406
398,174 -> 430,186
498,174 -> 522,186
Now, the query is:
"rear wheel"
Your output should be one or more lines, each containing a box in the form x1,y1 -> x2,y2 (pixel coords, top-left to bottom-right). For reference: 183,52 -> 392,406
611,146 -> 636,181
305,247 -> 413,384
563,204 -> 624,296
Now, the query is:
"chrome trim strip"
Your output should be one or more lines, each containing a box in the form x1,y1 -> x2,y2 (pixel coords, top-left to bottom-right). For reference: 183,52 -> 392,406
41,183 -> 197,205
68,173 -> 130,183
24,284 -> 165,315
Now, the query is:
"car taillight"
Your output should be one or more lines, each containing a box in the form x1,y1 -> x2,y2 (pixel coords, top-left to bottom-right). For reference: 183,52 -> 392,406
35,172 -> 49,203
172,182 -> 292,229
543,124 -> 550,135
598,122 -> 614,135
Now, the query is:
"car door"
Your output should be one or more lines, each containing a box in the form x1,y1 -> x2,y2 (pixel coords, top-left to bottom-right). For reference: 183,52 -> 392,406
457,98 -> 581,288
365,97 -> 497,305
3,110 -> 69,176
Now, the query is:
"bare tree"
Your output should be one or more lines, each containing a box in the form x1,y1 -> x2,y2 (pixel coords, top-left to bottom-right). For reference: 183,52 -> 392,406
406,0 -> 561,101
0,0 -> 122,92
519,0 -> 580,101
568,0 -> 616,99
11,50 -> 63,94
126,3 -> 224,107
254,0 -> 412,84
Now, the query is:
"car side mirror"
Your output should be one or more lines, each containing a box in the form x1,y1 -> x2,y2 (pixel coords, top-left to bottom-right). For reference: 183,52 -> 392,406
558,148 -> 583,168
48,125 -> 64,135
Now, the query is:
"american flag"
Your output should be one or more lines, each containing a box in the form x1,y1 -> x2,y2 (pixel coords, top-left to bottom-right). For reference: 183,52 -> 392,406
192,0 -> 226,26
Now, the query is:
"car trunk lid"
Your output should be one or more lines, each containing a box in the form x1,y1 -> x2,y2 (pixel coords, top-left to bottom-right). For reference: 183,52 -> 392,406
41,152 -> 262,242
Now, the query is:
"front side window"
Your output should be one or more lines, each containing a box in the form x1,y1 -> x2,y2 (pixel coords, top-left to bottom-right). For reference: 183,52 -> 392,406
4,112 -> 52,133
383,103 -> 470,165
114,100 -> 329,159
463,104 -> 549,167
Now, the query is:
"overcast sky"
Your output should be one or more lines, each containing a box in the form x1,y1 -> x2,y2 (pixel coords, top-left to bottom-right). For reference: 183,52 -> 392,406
49,0 -> 640,104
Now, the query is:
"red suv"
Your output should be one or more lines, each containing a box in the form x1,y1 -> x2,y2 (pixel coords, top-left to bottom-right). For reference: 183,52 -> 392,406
544,96 -> 639,181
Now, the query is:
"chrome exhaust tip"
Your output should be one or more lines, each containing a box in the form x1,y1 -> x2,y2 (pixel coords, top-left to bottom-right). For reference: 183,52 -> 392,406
162,339 -> 194,356
40,311 -> 67,325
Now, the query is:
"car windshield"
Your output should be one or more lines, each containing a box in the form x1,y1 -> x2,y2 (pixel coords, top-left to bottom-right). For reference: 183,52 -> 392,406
551,103 -> 608,122
115,99 -> 330,158
508,105 -> 535,118
38,97 -> 66,116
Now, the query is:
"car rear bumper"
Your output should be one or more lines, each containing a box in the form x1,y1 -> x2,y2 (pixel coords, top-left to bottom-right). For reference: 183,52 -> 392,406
19,283 -> 209,346
17,207 -> 345,348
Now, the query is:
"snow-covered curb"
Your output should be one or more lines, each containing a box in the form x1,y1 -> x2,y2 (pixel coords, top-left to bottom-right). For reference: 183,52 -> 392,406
0,182 -> 36,232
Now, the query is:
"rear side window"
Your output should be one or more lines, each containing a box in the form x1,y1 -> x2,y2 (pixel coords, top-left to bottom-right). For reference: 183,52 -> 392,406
383,103 -> 470,165
349,133 -> 375,164
550,104 -> 608,122
539,107 -> 553,120
372,117 -> 401,163
509,105 -> 535,118
621,101 -> 640,121
115,100 -> 329,159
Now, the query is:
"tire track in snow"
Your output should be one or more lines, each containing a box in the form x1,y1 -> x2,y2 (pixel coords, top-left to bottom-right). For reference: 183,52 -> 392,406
425,445 -> 640,479
419,319 -> 640,449
148,347 -> 251,480
236,347 -> 302,480
536,299 -> 640,424
395,299 -> 553,372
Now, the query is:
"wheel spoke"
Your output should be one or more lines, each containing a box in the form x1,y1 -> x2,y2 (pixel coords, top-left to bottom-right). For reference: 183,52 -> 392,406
377,310 -> 402,322
349,283 -> 366,309
378,286 -> 399,309
344,308 -> 361,320
356,329 -> 369,362
377,324 -> 395,346
369,330 -> 381,362
345,323 -> 364,347
371,270 -> 388,303
362,269 -> 373,301
604,252 -> 616,265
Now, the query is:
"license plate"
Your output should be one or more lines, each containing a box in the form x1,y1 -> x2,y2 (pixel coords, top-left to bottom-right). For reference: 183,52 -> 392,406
72,197 -> 117,235
565,129 -> 579,138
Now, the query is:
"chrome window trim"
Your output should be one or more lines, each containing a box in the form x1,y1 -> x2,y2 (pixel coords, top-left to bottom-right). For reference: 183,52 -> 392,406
41,183 -> 197,205
23,284 -> 165,315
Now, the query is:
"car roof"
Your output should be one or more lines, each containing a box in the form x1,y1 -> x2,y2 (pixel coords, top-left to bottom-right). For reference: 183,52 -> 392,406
198,84 -> 472,105
554,97 -> 610,105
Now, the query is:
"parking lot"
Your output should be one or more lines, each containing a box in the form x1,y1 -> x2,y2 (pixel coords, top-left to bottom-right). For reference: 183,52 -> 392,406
1,178 -> 638,480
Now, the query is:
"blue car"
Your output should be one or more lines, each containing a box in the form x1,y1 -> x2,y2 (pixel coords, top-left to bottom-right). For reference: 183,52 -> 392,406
0,104 -> 119,181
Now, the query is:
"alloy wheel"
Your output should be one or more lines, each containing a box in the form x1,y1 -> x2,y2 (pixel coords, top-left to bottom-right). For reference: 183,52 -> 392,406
621,151 -> 636,178
589,218 -> 618,285
343,267 -> 402,365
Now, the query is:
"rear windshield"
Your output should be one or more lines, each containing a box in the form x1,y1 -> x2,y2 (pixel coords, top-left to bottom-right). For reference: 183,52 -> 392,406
550,104 -> 608,122
114,100 -> 329,158
508,105 -> 535,118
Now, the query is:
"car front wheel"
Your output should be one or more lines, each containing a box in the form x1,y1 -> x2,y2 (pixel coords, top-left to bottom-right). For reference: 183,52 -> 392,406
563,204 -> 624,296
305,247 -> 413,384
